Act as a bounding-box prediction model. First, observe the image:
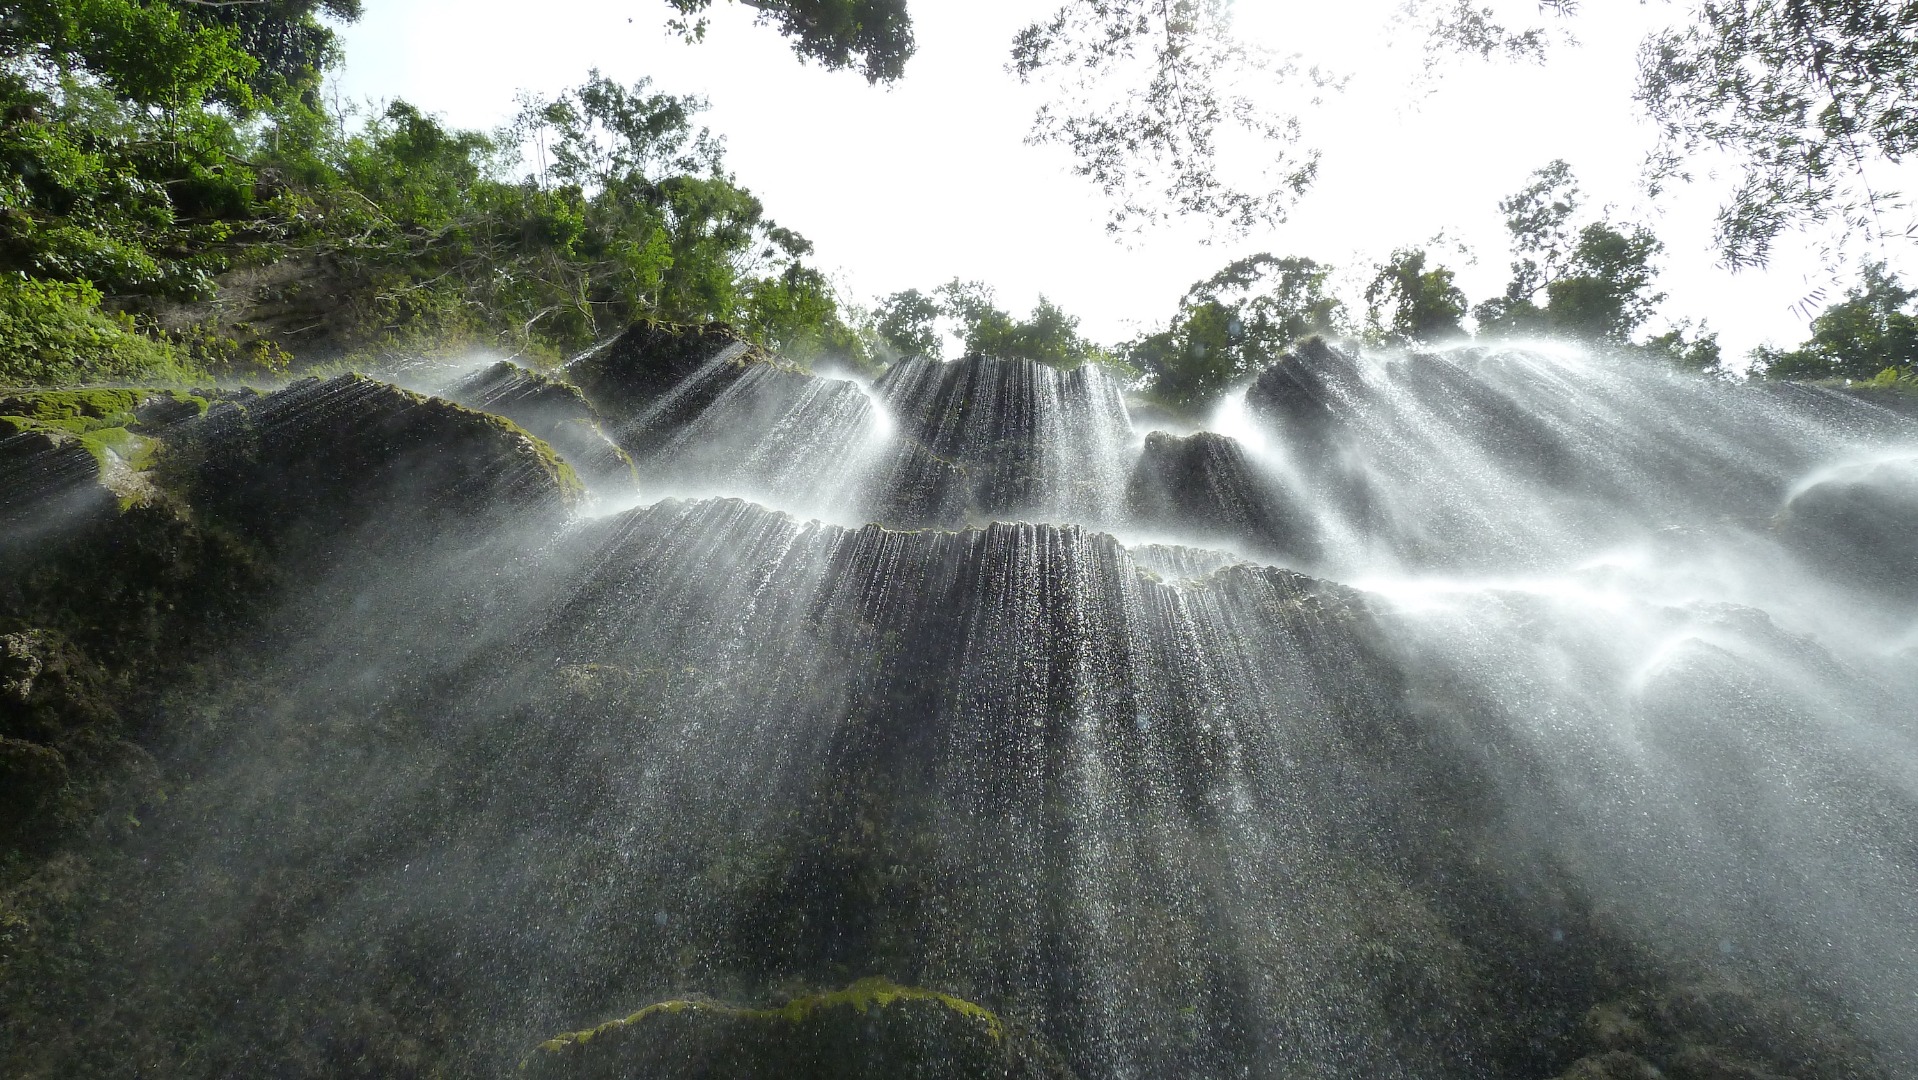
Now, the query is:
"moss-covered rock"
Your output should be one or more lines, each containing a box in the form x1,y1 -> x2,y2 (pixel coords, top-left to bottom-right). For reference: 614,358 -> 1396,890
0,629 -> 155,856
443,361 -> 637,490
1554,1051 -> 1668,1079
1558,978 -> 1889,1080
174,373 -> 582,557
523,978 -> 1073,1080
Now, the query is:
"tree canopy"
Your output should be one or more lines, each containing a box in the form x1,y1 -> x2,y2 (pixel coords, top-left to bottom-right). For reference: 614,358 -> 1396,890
1472,160 -> 1667,344
700,0 -> 1918,263
1365,248 -> 1468,345
1638,0 -> 1918,266
1755,261 -> 1918,380
0,3 -> 867,382
663,0 -> 913,84
1127,254 -> 1344,408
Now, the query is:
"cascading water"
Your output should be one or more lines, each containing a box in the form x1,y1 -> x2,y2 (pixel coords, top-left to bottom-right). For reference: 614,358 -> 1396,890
4,331 -> 1914,1078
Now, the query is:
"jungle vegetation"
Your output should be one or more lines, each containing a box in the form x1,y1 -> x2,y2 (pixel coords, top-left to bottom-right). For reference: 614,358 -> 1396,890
0,0 -> 868,385
1,1 -> 1911,406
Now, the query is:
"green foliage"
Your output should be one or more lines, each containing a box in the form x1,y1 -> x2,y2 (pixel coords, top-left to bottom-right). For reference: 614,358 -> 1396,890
869,287 -> 941,362
1473,161 -> 1665,344
740,263 -> 869,369
663,0 -> 914,84
1129,253 -> 1344,408
1755,261 -> 1918,381
1,5 -> 863,382
2,0 -> 259,110
1638,0 -> 1918,266
1641,321 -> 1725,376
0,273 -> 201,384
1365,248 -> 1466,344
172,0 -> 362,104
935,279 -> 1104,367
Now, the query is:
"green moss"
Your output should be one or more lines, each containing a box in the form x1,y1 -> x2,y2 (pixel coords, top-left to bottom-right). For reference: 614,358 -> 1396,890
0,389 -> 193,500
532,977 -> 1006,1060
0,388 -> 211,433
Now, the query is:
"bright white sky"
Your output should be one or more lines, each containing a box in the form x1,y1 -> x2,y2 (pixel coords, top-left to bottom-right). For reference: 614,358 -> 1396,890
332,0 -> 1918,361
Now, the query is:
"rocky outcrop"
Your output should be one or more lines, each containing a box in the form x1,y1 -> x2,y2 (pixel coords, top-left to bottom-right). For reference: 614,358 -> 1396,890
1777,456 -> 1918,600
1551,979 -> 1886,1080
566,321 -> 766,426
0,375 -> 585,959
1126,430 -> 1319,563
443,361 -> 636,490
1244,336 -> 1362,439
0,389 -> 209,544
0,629 -> 155,856
866,354 -> 1132,526
176,374 -> 581,557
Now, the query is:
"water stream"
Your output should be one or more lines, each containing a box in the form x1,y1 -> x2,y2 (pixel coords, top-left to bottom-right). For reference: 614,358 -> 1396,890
12,339 -> 1916,1077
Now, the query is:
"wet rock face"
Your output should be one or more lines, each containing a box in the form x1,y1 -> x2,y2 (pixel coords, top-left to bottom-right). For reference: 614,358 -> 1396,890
867,354 -> 1132,526
443,361 -> 635,490
1778,456 -> 1918,599
567,321 -> 763,424
1244,336 -> 1361,438
447,360 -> 597,433
0,629 -> 153,853
634,362 -> 879,501
1127,430 -> 1320,563
0,426 -> 114,542
1556,979 -> 1885,1080
181,374 -> 581,556
47,497 -> 1620,1080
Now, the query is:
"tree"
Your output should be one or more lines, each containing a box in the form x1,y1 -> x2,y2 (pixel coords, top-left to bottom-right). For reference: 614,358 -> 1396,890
662,0 -> 913,84
935,279 -> 1103,366
870,287 -> 941,361
1755,261 -> 1918,380
1473,161 -> 1666,344
1417,0 -> 1918,266
1128,253 -> 1344,408
172,0 -> 363,103
1366,248 -> 1467,344
1643,321 -> 1726,375
2,0 -> 260,110
1008,0 -> 1321,235
1638,0 -> 1918,267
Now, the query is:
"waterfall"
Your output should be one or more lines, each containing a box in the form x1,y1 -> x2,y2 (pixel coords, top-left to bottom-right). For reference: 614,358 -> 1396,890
5,334 -> 1914,1079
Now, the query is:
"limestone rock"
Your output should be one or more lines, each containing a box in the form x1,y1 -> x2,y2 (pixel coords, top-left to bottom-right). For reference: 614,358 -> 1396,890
566,321 -> 765,424
1244,336 -> 1362,438
1126,430 -> 1319,563
444,361 -> 636,490
1555,1051 -> 1666,1079
178,373 -> 582,557
1778,456 -> 1918,600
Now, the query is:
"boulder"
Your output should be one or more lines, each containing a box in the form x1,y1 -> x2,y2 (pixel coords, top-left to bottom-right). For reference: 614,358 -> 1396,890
1244,336 -> 1363,439
1777,456 -> 1918,600
177,373 -> 582,557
